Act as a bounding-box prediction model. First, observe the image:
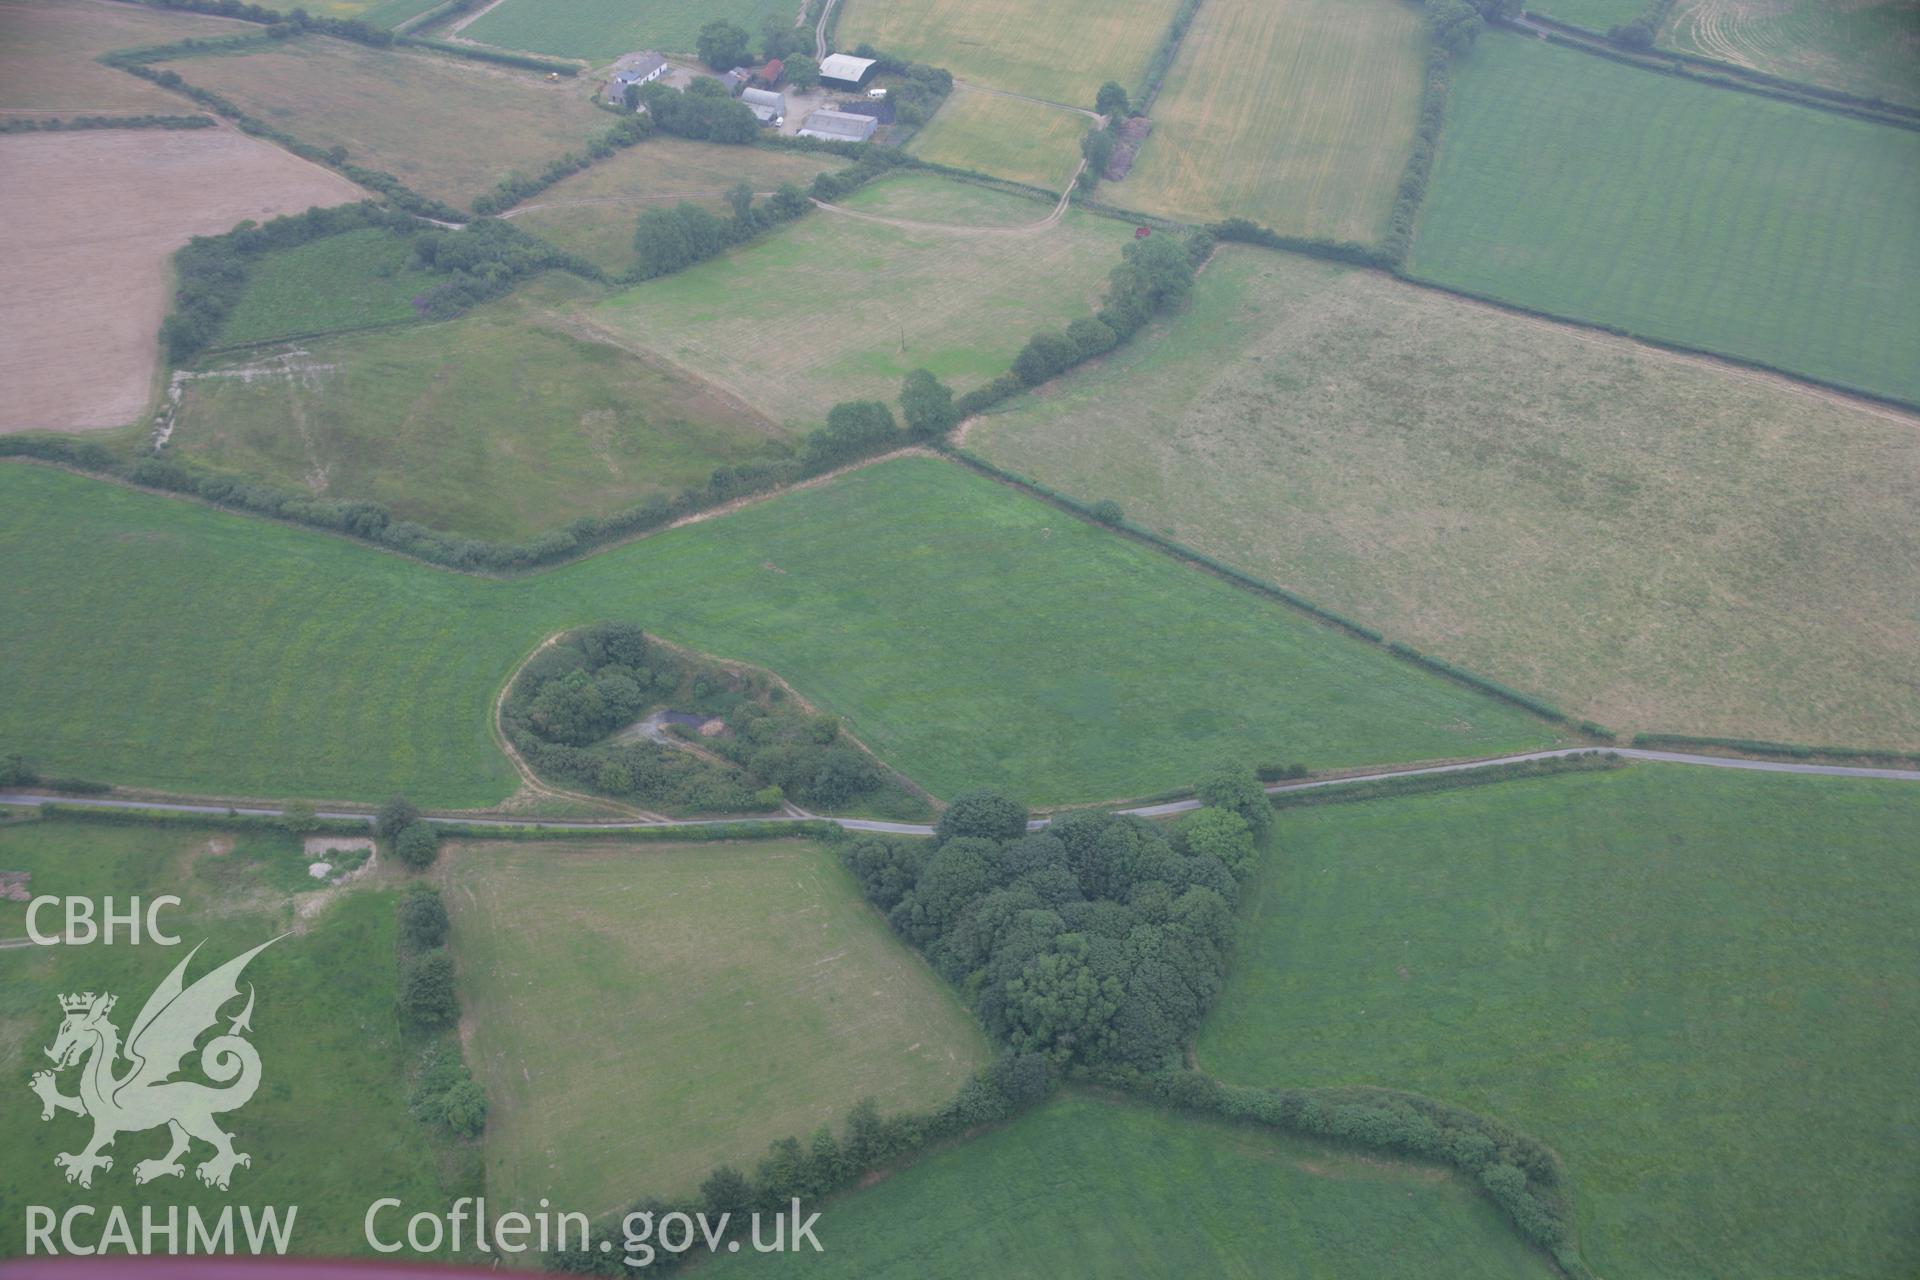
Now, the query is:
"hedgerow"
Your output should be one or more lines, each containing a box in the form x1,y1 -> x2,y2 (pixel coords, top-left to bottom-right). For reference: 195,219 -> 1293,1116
0,114 -> 214,133
100,47 -> 463,219
1134,0 -> 1204,111
1383,46 -> 1453,265
1149,1071 -> 1587,1270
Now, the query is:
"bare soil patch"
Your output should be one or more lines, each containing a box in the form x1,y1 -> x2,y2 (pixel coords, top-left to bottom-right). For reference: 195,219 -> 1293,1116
0,130 -> 364,434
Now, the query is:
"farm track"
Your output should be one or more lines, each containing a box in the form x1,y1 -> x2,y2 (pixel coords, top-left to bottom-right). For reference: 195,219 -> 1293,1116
6,748 -> 1914,838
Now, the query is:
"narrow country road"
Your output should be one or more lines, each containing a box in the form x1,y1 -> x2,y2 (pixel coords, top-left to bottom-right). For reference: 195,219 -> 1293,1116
814,0 -> 837,59
3,747 -> 1913,840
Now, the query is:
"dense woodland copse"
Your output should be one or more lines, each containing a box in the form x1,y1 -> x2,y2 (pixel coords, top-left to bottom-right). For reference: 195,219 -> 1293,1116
842,762 -> 1270,1074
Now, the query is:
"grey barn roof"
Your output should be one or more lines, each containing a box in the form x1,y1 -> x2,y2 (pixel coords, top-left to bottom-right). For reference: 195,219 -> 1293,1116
741,87 -> 784,109
818,53 -> 877,84
797,108 -> 877,141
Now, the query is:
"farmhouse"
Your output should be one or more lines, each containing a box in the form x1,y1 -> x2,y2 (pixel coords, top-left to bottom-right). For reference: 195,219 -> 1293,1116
818,53 -> 878,90
740,86 -> 785,125
721,68 -> 751,95
605,51 -> 667,106
797,108 -> 879,142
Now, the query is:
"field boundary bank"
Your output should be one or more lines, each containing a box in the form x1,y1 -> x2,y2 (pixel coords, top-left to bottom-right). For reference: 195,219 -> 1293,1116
1053,210 -> 1920,417
6,747 -> 1916,840
1513,11 -> 1920,126
937,444 -> 1593,732
1393,269 -> 1920,416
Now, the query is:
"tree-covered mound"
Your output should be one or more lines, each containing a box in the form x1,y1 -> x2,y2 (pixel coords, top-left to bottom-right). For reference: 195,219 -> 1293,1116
501,622 -> 926,818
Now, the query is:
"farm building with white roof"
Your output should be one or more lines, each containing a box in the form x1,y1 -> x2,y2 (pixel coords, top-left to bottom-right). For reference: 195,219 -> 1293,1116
605,52 -> 668,106
797,108 -> 879,142
818,53 -> 878,89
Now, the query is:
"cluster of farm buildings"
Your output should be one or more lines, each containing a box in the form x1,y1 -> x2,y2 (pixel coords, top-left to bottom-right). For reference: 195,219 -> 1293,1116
605,51 -> 885,142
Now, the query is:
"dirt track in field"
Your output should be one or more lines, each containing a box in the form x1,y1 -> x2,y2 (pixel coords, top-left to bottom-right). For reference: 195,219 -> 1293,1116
0,129 -> 365,435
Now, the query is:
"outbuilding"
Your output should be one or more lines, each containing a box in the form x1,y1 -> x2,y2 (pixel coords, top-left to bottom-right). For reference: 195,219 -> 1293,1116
741,86 -> 786,125
817,53 -> 878,90
757,57 -> 784,86
797,107 -> 878,142
605,51 -> 668,106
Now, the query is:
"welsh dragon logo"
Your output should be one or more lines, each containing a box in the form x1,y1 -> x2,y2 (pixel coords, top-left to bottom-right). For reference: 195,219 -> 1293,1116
28,937 -> 281,1191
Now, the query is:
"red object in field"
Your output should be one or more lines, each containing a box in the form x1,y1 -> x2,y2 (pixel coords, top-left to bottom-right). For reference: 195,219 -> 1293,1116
1134,226 -> 1150,238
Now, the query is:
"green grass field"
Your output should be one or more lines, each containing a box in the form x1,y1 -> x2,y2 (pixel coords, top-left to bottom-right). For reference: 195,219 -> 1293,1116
1663,0 -> 1920,107
705,1093 -> 1555,1277
444,840 -> 988,1209
1198,766 -> 1920,1279
1407,33 -> 1920,405
173,280 -> 793,541
0,456 -> 1555,807
505,138 -> 848,274
0,816 -> 452,1256
158,35 -> 609,208
588,175 -> 1133,424
1117,0 -> 1425,243
213,228 -> 439,347
835,172 -> 1055,226
905,87 -> 1089,191
967,247 -> 1920,751
835,0 -> 1185,105
461,0 -> 793,60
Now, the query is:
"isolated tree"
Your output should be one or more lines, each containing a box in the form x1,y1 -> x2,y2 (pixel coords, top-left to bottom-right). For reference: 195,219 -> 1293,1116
394,820 -> 440,871
759,13 -> 805,61
726,180 -> 755,222
1089,498 -> 1124,525
784,52 -> 821,90
1080,127 -> 1115,174
697,19 -> 752,70
400,948 -> 458,1029
437,1077 -> 487,1138
279,799 -> 316,834
935,787 -> 1029,844
375,795 -> 420,839
398,886 -> 450,949
1196,760 -> 1272,837
768,181 -> 810,220
1426,0 -> 1485,54
899,368 -> 958,437
1095,80 -> 1130,119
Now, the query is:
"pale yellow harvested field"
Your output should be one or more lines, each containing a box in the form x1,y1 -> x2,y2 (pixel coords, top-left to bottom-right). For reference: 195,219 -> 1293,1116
1118,0 -> 1425,243
0,0 -> 251,115
0,130 -> 365,434
837,0 -> 1184,105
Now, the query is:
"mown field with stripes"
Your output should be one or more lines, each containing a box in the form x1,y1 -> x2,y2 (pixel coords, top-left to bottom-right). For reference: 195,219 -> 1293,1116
1116,0 -> 1426,244
1408,33 -> 1920,405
